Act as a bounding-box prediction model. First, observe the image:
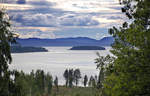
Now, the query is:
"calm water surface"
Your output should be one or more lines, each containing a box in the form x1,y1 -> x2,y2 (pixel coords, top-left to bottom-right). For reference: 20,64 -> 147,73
10,47 -> 112,85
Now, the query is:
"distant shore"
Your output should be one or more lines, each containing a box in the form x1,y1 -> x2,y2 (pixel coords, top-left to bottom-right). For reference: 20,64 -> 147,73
11,46 -> 48,53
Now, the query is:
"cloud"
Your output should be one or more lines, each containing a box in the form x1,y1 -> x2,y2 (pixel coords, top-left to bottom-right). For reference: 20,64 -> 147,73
11,12 -> 100,27
11,13 -> 57,27
27,0 -> 55,6
17,0 -> 26,4
60,14 -> 99,26
16,27 -> 58,38
51,0 -> 121,13
8,0 -> 124,28
2,0 -> 16,4
53,28 -> 109,39
3,0 -> 127,39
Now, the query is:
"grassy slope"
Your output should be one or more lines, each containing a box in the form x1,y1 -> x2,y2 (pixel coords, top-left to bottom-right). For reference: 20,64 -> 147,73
51,86 -> 99,96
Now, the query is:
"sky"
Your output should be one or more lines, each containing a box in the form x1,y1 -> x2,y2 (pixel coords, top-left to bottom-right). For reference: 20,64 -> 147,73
1,0 -> 128,39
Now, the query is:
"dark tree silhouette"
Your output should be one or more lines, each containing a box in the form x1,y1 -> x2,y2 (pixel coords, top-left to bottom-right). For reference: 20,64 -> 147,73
68,69 -> 74,88
83,75 -> 88,87
54,76 -> 59,92
63,69 -> 69,87
74,69 -> 81,86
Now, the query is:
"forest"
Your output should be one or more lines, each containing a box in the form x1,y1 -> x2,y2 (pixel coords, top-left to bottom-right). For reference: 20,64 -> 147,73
8,69 -> 100,96
0,0 -> 150,96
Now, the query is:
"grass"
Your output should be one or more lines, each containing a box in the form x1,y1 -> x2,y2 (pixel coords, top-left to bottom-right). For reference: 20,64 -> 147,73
51,86 -> 100,96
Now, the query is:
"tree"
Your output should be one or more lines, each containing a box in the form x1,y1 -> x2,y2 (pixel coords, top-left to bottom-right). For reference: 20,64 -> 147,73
0,9 -> 20,96
54,76 -> 59,91
35,70 -> 45,95
12,70 -> 53,96
45,73 -> 53,95
74,69 -> 81,86
63,69 -> 69,87
103,0 -> 150,95
95,53 -> 114,89
83,75 -> 88,87
88,76 -> 96,87
68,69 -> 74,88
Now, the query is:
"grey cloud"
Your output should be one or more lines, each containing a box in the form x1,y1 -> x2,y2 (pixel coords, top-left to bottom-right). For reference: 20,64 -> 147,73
11,12 -> 99,27
60,14 -> 99,26
16,28 -> 55,38
17,0 -> 26,4
2,0 -> 16,4
18,13 -> 57,27
28,0 -> 55,6
60,17 -> 99,26
108,16 -> 123,20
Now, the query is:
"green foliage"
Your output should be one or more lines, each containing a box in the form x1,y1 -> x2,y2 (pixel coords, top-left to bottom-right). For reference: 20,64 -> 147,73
0,9 -> 21,96
13,70 -> 53,96
102,0 -> 150,96
51,86 -> 98,96
95,53 -> 114,89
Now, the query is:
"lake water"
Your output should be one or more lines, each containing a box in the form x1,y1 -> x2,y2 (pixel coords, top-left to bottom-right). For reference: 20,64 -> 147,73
9,47 -> 112,85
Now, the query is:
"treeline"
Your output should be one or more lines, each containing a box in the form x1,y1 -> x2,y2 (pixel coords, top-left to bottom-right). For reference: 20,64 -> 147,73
11,70 -> 53,96
10,69 -> 100,96
63,69 -> 102,88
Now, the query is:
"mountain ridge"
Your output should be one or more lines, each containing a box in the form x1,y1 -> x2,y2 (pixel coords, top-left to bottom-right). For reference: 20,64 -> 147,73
16,36 -> 114,47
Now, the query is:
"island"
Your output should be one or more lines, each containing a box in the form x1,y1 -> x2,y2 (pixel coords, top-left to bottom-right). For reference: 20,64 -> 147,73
11,46 -> 48,53
70,46 -> 105,50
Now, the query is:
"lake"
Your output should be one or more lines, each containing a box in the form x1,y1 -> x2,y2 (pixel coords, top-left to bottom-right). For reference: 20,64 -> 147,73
9,47 -> 112,85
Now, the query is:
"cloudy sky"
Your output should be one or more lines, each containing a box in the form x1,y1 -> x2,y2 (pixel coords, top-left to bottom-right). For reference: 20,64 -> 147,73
1,0 -> 128,39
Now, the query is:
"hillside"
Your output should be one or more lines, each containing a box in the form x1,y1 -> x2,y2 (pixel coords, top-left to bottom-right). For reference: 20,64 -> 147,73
16,37 -> 114,47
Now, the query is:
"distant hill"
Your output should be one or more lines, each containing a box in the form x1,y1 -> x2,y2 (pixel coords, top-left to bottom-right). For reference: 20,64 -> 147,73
16,37 -> 114,47
70,46 -> 105,50
98,37 -> 114,46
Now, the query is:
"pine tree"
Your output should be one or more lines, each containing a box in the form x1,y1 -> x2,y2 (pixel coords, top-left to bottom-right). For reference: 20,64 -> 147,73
0,9 -> 19,96
103,0 -> 150,95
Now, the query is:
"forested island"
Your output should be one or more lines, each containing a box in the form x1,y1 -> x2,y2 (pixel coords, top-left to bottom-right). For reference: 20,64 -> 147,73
11,46 -> 48,53
70,46 -> 105,50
